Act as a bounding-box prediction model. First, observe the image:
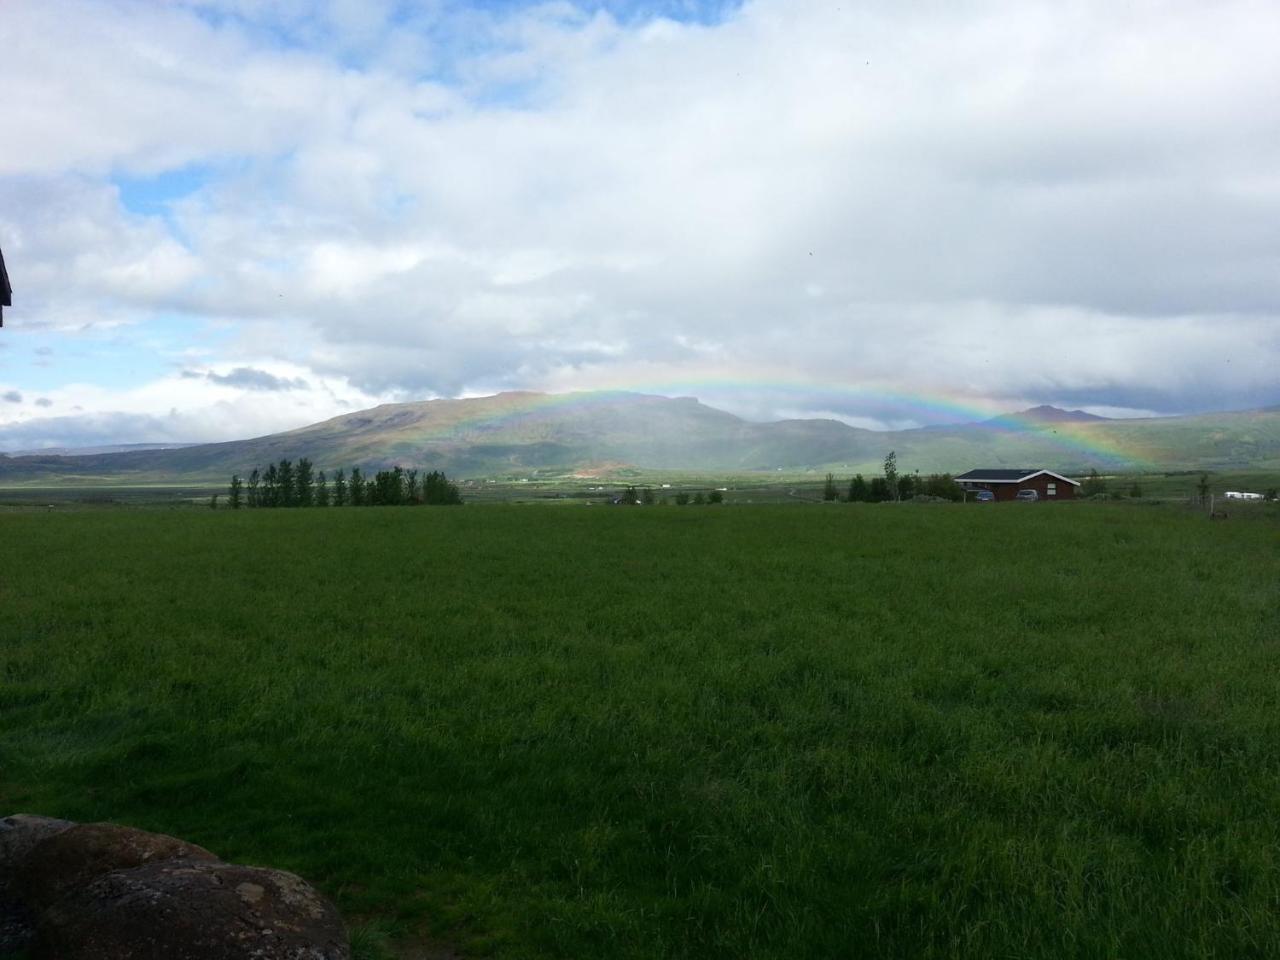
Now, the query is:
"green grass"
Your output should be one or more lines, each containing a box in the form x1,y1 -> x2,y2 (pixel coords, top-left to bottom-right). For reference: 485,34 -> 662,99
2,503 -> 1279,958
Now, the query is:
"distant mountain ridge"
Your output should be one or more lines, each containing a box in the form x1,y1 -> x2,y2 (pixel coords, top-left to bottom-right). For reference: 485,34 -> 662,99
6,442 -> 199,457
2,392 -> 1279,483
987,405 -> 1110,424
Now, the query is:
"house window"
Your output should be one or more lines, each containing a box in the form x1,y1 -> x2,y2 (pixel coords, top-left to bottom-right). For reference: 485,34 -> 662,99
1047,483 -> 1057,496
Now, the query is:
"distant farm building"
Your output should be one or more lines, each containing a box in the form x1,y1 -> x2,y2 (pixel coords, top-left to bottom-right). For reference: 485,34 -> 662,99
955,468 -> 1080,501
0,243 -> 10,326
1224,491 -> 1263,501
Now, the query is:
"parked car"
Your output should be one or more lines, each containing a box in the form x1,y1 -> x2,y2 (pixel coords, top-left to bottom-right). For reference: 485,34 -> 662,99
1014,489 -> 1039,501
973,490 -> 996,502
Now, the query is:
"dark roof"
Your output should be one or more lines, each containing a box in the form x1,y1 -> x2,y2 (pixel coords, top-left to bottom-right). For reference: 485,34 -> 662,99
955,468 -> 1080,485
0,244 -> 9,326
955,469 -> 1039,481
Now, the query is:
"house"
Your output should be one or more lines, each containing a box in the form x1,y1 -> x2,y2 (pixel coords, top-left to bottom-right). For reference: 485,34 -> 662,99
0,243 -> 10,326
954,468 -> 1080,501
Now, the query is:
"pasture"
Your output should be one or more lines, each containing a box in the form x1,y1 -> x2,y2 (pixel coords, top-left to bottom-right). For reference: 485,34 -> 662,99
2,502 -> 1279,958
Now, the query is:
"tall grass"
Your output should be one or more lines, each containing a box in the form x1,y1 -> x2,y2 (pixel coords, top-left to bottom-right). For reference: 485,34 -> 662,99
2,504 -> 1278,958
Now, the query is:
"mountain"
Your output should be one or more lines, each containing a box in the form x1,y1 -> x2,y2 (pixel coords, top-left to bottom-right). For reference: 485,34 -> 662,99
984,405 -> 1110,425
6,442 -> 199,457
0,392 -> 882,481
2,391 -> 1279,484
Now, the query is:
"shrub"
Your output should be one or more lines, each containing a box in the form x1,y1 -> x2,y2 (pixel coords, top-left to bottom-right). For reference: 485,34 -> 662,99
847,474 -> 869,502
923,473 -> 964,501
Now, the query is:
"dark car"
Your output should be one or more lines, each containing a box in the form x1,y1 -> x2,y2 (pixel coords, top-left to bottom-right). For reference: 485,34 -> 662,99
973,490 -> 996,502
1014,489 -> 1039,502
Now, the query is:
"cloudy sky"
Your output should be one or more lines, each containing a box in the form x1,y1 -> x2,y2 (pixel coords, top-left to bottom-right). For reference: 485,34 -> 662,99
1,0 -> 1278,449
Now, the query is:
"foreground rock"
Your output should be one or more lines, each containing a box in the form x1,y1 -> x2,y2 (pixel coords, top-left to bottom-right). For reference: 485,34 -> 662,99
19,821 -> 219,906
37,859 -> 351,960
1,815 -> 75,955
1,813 -> 351,960
1,815 -> 75,894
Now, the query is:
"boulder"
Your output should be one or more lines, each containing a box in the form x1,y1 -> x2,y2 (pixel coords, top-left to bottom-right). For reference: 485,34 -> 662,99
0,814 -> 75,955
19,821 -> 219,906
0,815 -> 76,894
35,858 -> 352,960
0,896 -> 36,957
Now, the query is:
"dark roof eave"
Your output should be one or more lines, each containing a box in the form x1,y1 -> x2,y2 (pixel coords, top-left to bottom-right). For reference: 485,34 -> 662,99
0,244 -> 11,308
955,468 -> 1081,485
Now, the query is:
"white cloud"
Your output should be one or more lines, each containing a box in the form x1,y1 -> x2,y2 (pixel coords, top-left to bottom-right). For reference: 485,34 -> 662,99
0,177 -> 201,328
0,360 -> 391,450
1,0 -> 1279,445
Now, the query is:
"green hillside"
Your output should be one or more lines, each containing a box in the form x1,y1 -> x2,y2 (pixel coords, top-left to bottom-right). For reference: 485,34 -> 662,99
2,391 -> 1279,485
874,407 -> 1280,477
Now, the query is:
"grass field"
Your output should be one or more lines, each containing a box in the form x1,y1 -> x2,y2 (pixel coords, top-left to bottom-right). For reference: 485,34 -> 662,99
3,502 -> 1279,958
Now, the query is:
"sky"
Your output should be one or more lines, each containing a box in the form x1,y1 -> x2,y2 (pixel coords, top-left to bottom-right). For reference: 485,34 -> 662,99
1,0 -> 1278,450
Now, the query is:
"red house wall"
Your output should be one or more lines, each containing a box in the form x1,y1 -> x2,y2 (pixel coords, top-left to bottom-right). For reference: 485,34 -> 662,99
974,474 -> 1077,501
1021,474 -> 1075,500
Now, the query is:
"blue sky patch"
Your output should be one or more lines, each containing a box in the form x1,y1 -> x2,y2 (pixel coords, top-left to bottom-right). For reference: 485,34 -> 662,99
114,166 -> 211,218
590,0 -> 742,26
6,314 -> 224,393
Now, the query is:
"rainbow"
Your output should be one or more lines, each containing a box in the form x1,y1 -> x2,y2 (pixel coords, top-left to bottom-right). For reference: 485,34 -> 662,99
431,378 -> 1155,470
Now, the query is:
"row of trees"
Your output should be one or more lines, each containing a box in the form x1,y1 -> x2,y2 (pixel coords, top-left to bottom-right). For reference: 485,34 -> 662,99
823,452 -> 966,502
615,486 -> 723,505
227,460 -> 461,508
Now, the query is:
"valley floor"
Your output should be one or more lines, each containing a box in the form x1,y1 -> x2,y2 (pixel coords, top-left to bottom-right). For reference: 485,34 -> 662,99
2,503 -> 1279,958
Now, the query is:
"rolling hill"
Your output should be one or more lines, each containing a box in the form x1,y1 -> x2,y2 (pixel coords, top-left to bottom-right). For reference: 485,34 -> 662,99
2,391 -> 1279,485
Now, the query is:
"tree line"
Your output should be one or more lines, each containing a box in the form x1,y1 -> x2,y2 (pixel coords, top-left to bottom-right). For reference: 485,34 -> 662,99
614,486 -> 723,505
823,451 -> 966,502
226,460 -> 461,508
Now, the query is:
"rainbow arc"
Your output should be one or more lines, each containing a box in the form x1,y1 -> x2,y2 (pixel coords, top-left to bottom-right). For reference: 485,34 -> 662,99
406,381 -> 1153,469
